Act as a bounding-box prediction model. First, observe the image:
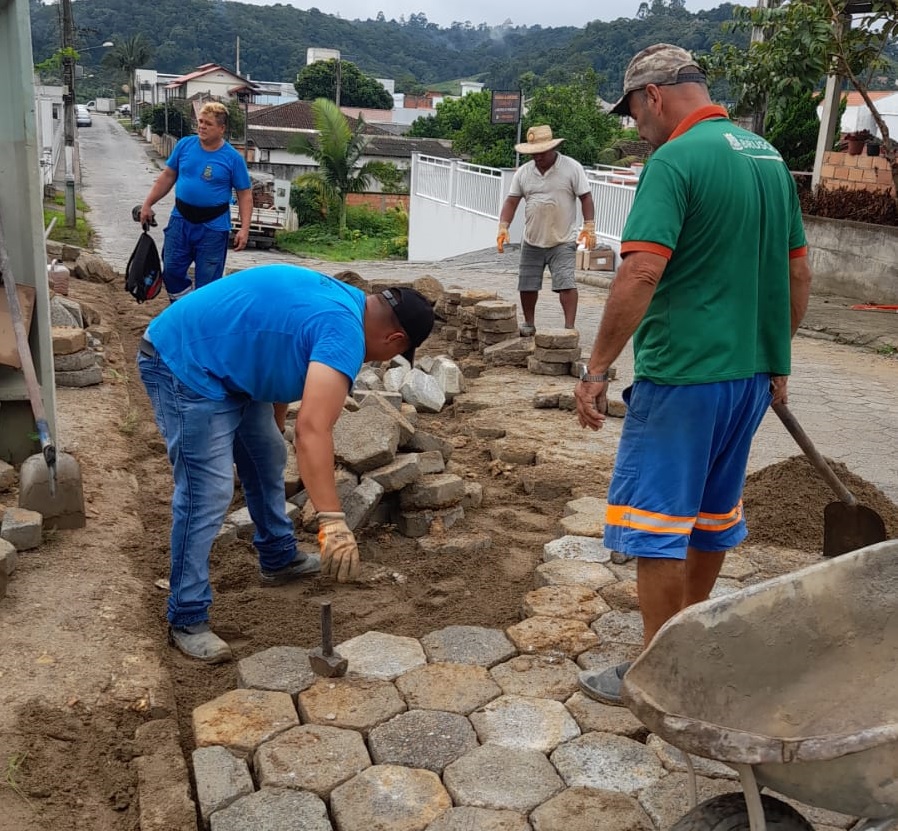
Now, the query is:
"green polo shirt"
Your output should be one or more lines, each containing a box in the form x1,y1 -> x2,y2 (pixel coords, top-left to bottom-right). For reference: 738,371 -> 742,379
621,106 -> 807,385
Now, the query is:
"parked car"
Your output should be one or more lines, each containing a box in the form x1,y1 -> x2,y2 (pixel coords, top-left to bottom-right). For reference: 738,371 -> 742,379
76,105 -> 92,127
117,104 -> 131,117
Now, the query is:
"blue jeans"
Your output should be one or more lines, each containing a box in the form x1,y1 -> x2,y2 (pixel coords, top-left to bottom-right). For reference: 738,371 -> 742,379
138,350 -> 297,627
162,215 -> 230,300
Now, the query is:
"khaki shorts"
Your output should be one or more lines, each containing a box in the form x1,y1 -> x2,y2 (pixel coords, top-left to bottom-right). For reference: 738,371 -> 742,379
518,241 -> 578,292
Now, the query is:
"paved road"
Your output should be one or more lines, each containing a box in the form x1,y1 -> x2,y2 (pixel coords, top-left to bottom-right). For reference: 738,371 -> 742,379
77,124 -> 898,502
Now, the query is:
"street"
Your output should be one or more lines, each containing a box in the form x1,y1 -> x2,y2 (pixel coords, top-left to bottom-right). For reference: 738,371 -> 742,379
78,119 -> 898,501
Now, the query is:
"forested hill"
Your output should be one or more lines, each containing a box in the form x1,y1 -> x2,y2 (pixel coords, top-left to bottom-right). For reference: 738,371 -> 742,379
29,0 -> 746,100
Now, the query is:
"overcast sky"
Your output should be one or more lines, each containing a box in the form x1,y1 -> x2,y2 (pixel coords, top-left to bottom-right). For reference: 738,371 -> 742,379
238,0 -> 717,28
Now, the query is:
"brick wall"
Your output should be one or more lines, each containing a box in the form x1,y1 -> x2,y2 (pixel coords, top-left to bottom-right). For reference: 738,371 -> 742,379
346,193 -> 410,211
820,150 -> 893,191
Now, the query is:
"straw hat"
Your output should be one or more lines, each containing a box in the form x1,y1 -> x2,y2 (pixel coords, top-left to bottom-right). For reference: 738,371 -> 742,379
515,125 -> 565,154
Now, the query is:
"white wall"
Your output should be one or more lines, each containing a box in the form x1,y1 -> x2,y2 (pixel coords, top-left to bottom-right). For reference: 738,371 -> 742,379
34,83 -> 63,186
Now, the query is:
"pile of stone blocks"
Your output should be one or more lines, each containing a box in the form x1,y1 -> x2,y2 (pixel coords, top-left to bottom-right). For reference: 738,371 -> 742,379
528,329 -> 581,377
473,300 -> 518,350
50,292 -> 110,388
434,289 -> 500,360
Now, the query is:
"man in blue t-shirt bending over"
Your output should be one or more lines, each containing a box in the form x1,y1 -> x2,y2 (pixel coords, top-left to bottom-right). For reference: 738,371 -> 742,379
139,101 -> 252,301
138,264 -> 435,663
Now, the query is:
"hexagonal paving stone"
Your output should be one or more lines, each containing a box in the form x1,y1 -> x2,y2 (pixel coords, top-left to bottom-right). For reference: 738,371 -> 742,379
420,625 -> 516,667
330,764 -> 452,831
543,536 -> 611,564
237,646 -> 318,699
599,580 -> 640,612
534,560 -> 616,591
505,616 -> 599,658
646,735 -> 738,780
298,678 -> 406,736
443,744 -> 564,813
489,654 -> 579,701
425,807 -> 531,831
193,689 -> 298,755
521,585 -> 610,623
563,497 -> 608,520
719,551 -> 758,581
563,692 -> 648,739
254,724 -> 371,797
209,787 -> 331,831
530,787 -> 653,831
558,514 -> 604,538
550,732 -> 667,795
395,662 -> 502,715
637,773 -> 735,830
338,631 -> 427,680
589,610 -> 644,647
469,694 -> 580,753
576,642 -> 642,671
368,709 -> 478,773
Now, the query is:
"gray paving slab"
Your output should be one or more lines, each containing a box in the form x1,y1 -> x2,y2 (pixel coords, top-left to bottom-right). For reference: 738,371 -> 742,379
530,787 -> 654,831
395,662 -> 503,715
367,709 -> 478,773
425,807 -> 531,831
420,625 -> 517,667
209,787 -> 332,831
337,631 -> 427,680
489,654 -> 580,701
469,694 -> 580,753
236,646 -> 317,699
192,746 -> 254,829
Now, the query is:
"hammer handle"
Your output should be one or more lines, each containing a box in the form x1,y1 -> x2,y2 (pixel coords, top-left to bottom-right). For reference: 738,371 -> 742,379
320,601 -> 333,657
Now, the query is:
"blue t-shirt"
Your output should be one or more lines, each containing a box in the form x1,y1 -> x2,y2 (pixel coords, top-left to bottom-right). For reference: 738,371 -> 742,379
146,265 -> 366,402
166,135 -> 251,232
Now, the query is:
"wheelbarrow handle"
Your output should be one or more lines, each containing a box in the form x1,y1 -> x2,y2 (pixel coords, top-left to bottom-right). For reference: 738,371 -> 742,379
772,402 -> 857,506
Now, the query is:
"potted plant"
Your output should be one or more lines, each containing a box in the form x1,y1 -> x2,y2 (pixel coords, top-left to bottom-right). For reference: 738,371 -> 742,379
866,137 -> 881,157
844,130 -> 873,156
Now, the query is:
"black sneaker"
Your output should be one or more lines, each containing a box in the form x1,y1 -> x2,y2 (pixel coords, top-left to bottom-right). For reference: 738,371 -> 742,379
260,552 -> 321,587
168,622 -> 232,663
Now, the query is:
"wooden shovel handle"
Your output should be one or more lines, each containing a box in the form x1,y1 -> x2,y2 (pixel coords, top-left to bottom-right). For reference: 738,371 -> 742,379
772,402 -> 857,506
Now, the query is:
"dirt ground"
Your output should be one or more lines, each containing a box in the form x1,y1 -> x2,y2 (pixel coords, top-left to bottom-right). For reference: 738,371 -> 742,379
0,274 -> 895,831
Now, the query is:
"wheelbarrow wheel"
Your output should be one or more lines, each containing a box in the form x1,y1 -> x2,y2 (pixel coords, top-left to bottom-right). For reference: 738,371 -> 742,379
670,793 -> 814,830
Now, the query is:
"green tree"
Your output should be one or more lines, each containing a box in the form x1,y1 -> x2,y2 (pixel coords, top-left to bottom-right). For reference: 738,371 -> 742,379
102,34 -> 152,118
765,92 -> 823,172
295,59 -> 393,109
288,98 -> 380,234
366,161 -> 409,193
140,102 -> 192,137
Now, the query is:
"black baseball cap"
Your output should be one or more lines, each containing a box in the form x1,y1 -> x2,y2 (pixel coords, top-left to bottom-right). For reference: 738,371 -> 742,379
381,287 -> 435,365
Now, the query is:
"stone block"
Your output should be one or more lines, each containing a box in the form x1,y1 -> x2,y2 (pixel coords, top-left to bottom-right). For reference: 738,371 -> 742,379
564,692 -> 650,739
362,454 -> 421,493
133,719 -> 197,831
535,560 -> 616,591
344,478 -> 385,531
421,625 -> 516,667
489,654 -> 580,701
368,710 -> 478,773
400,368 -> 446,413
478,330 -> 517,346
558,392 -> 576,411
533,390 -> 560,409
527,357 -> 571,376
383,365 -> 410,392
209,788 -> 331,831
334,269 -> 369,291
443,745 -> 564,813
646,734 -> 739,780
399,473 -> 465,510
52,326 -> 87,355
228,502 -> 299,541
395,505 -> 465,538
417,449 -> 445,475
1,507 -> 42,551
0,538 -> 18,576
461,481 -> 483,509
417,532 -> 491,557
399,402 -> 418,425
576,642 -> 642,672
192,746 -> 254,828
637,773 -> 735,831
73,251 -> 118,284
254,724 -> 371,797
448,341 -> 475,359
550,732 -> 667,795
535,329 -> 580,349
521,585 -> 609,623
530,787 -> 654,831
470,694 -> 580,753
413,274 -> 444,305
606,398 -> 627,418
297,678 -> 406,735
56,365 -> 103,387
459,289 -> 498,306
474,300 -> 516,319
483,337 -> 533,366
558,512 -> 604,538
330,765 -> 452,831
533,346 -> 581,363
477,316 -> 518,334
720,551 -> 758,580
506,616 -> 599,658
193,689 -> 298,755
86,324 -> 113,344
353,389 -> 402,411
337,631 -> 426,681
394,662 -> 502,715
357,393 -> 414,444
426,807 -> 530,831
333,409 -> 400,474
564,496 -> 606,518
490,441 -> 536,466
0,459 -> 16,491
50,296 -> 80,328
600,580 -> 640,612
237,646 -> 318,699
430,356 -> 466,400
590,610 -> 645,647
543,535 -> 611,564
355,367 -> 384,391
401,430 -> 453,461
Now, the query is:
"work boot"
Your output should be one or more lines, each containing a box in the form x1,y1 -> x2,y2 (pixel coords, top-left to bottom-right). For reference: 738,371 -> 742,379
168,622 -> 232,664
260,552 -> 321,587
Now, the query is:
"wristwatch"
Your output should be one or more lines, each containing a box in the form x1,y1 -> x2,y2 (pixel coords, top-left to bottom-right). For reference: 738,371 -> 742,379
579,365 -> 610,383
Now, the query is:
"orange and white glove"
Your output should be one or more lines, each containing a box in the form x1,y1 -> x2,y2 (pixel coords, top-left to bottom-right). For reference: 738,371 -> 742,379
497,221 -> 510,253
577,220 -> 596,250
317,512 -> 360,582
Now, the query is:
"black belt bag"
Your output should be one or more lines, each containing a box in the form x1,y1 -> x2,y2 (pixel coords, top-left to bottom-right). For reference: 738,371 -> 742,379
175,198 -> 230,224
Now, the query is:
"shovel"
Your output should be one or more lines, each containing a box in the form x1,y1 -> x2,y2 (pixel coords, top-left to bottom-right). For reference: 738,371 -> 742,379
772,401 -> 886,557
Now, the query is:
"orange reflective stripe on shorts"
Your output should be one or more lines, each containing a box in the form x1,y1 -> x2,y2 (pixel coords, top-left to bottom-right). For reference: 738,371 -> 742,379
606,504 -> 695,536
693,501 -> 743,533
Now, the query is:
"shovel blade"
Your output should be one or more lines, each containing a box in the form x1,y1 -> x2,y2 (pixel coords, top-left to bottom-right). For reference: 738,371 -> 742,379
823,501 -> 887,558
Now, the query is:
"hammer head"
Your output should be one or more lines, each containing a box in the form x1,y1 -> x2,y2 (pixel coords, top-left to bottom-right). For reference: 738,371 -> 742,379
308,647 -> 348,678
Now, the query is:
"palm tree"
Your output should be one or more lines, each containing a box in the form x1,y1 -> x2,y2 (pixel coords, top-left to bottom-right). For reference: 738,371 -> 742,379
288,98 -> 377,235
103,34 -> 152,119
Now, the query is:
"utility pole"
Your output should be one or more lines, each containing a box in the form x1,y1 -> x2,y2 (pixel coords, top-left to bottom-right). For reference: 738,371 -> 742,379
749,0 -> 770,136
60,0 -> 77,227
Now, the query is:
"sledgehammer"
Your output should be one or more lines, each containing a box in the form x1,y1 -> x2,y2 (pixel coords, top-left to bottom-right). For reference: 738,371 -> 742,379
308,601 -> 348,677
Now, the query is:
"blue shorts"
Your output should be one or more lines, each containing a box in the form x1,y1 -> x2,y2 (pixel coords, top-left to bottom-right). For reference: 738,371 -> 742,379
604,374 -> 772,560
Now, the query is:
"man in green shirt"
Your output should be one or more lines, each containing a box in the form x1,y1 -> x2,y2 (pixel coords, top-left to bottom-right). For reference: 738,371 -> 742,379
574,43 -> 812,705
